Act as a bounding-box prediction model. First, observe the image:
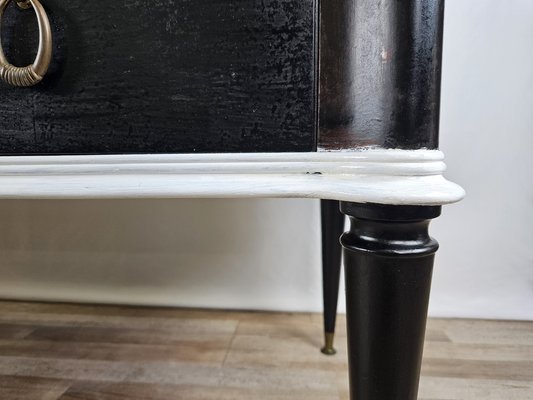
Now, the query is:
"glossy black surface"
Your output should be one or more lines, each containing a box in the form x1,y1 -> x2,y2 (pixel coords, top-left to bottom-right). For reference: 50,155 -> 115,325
319,0 -> 444,150
340,202 -> 440,400
0,0 -> 317,155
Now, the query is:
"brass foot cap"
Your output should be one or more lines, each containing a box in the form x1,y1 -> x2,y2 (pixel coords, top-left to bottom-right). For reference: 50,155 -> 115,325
321,345 -> 337,355
321,332 -> 336,356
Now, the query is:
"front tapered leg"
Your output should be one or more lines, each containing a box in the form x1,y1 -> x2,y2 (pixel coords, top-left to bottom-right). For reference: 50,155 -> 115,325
320,199 -> 345,355
340,202 -> 441,400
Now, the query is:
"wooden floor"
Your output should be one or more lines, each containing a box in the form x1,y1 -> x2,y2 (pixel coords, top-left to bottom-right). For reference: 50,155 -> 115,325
0,301 -> 531,399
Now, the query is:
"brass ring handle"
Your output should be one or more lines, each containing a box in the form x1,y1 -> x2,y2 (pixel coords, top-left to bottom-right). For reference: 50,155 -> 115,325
0,0 -> 52,87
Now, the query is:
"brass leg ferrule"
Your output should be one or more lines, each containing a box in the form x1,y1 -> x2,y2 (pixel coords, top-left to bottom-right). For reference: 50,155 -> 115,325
321,332 -> 336,355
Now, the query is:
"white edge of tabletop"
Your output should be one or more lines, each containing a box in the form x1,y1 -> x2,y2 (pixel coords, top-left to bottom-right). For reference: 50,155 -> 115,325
0,149 -> 465,205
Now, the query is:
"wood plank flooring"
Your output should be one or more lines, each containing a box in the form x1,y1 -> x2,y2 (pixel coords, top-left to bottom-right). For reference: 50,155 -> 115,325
0,301 -> 531,399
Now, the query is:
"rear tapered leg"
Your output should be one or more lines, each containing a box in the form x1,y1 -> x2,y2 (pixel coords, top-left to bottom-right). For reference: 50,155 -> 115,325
320,199 -> 345,355
340,202 -> 440,399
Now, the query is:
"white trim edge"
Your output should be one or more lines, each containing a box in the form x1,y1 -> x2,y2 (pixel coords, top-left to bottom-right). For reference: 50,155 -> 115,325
0,149 -> 465,205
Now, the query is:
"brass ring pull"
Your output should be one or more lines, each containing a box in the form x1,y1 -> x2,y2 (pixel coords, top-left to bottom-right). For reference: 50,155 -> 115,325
0,0 -> 52,87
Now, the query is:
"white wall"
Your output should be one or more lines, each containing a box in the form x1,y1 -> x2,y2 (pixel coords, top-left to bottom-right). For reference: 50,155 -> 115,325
0,0 -> 532,320
0,198 -> 323,312
431,0 -> 533,320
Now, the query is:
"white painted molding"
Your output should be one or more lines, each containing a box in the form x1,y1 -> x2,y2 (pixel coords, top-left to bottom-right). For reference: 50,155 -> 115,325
0,150 -> 464,205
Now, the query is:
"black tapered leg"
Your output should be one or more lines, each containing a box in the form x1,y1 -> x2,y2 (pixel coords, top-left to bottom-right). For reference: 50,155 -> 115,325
340,202 -> 441,400
320,199 -> 345,355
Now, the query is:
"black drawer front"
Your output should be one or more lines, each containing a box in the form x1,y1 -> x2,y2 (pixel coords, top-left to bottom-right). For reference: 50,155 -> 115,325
0,0 -> 317,155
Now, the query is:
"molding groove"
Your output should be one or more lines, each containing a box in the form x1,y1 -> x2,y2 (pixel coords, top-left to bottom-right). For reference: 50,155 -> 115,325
0,150 -> 464,205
